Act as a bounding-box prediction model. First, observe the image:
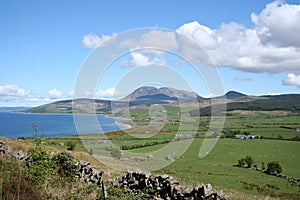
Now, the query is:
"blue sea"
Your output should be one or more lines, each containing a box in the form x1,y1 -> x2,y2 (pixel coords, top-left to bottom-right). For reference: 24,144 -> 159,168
0,112 -> 128,138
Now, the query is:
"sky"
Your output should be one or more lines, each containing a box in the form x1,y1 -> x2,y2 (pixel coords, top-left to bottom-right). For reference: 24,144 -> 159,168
0,0 -> 300,106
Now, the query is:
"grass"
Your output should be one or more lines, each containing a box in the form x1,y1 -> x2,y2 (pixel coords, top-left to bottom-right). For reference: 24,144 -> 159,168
159,138 -> 300,198
11,106 -> 299,199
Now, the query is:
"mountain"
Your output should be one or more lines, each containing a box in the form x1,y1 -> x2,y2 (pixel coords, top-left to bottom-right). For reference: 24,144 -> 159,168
123,86 -> 200,101
26,99 -> 111,114
159,87 -> 200,99
24,86 -> 300,115
190,93 -> 300,116
123,86 -> 165,100
225,91 -> 247,99
25,86 -> 203,114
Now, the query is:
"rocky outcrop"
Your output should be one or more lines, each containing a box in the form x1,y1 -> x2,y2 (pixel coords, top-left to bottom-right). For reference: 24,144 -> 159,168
13,150 -> 27,160
0,140 -> 12,155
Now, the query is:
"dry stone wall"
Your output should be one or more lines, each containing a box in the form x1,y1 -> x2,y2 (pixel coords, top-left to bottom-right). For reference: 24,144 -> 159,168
1,140 -> 229,199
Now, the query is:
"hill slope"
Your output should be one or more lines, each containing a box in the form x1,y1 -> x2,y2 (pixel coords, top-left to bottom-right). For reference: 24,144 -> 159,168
190,94 -> 300,116
25,86 -> 300,115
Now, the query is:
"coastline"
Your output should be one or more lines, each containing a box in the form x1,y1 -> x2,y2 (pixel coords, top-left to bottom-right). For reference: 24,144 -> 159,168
114,117 -> 132,130
0,112 -> 133,139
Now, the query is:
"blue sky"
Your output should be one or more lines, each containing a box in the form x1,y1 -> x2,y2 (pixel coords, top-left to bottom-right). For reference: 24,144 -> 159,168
0,0 -> 300,106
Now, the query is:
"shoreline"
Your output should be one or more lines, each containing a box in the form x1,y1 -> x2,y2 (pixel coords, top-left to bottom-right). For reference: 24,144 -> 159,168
0,112 -> 133,139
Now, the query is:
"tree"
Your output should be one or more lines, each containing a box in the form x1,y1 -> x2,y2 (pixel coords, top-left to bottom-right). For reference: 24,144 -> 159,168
245,156 -> 254,168
31,122 -> 44,146
266,161 -> 282,174
237,156 -> 254,168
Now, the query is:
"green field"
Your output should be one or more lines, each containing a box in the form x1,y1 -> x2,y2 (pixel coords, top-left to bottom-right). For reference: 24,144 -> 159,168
43,105 -> 300,199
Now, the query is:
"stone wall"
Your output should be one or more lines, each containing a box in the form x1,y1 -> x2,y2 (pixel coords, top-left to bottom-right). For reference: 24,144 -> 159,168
72,160 -> 229,199
0,140 -> 229,199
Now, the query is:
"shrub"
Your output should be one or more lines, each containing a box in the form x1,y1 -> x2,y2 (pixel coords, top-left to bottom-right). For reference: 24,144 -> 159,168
23,124 -> 56,186
266,161 -> 283,175
237,156 -> 254,168
23,146 -> 55,186
110,148 -> 122,159
245,155 -> 254,168
237,158 -> 246,167
52,152 -> 77,182
66,140 -> 77,151
1,157 -> 43,200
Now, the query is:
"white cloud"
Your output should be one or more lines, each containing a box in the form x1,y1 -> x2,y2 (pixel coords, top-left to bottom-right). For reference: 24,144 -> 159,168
176,1 -> 300,74
0,84 -> 54,106
282,73 -> 300,88
202,93 -> 219,98
0,84 -> 32,98
81,33 -> 116,48
48,88 -> 62,99
72,88 -> 122,100
251,0 -> 300,48
67,91 -> 74,98
122,51 -> 166,67
95,88 -> 121,99
120,30 -> 178,53
234,76 -> 253,82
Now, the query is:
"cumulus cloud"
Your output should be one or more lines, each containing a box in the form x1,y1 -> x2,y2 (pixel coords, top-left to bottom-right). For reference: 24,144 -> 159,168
234,76 -> 253,82
95,88 -> 122,99
48,88 -> 62,99
176,1 -> 300,74
120,30 -> 179,53
0,84 -> 53,106
0,84 -> 32,98
122,51 -> 166,67
81,33 -> 116,48
72,88 -> 122,100
251,1 -> 300,47
282,73 -> 300,88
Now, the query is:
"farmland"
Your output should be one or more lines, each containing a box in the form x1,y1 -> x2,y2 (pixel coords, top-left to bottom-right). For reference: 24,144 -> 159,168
42,105 -> 300,199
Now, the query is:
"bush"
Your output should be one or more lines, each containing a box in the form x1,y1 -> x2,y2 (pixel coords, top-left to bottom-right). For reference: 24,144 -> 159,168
1,157 -> 43,200
237,158 -> 246,167
266,161 -> 283,174
66,141 -> 77,151
245,155 -> 254,168
52,152 -> 77,182
23,146 -> 55,186
110,148 -> 122,159
237,156 -> 254,168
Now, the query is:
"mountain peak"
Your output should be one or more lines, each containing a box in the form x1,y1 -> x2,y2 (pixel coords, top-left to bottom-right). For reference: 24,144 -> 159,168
123,86 -> 200,101
225,91 -> 246,99
123,86 -> 161,100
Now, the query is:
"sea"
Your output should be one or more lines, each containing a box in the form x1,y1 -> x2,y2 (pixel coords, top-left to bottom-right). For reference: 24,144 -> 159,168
0,112 -> 128,138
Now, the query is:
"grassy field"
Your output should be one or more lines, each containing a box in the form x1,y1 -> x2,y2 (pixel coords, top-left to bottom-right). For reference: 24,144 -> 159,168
39,105 -> 300,199
163,139 -> 299,197
44,134 -> 300,199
